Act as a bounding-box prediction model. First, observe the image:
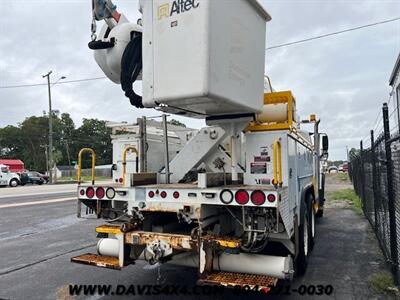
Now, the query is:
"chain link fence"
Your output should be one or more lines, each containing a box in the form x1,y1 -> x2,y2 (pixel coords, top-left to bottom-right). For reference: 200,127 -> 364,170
349,103 -> 400,285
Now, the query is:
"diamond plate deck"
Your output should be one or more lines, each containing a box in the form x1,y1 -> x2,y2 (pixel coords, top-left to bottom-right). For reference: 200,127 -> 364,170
71,253 -> 121,270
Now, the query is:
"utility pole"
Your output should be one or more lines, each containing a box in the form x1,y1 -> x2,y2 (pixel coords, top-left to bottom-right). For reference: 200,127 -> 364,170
65,140 -> 72,179
42,72 -> 66,183
43,71 -> 54,184
44,145 -> 49,175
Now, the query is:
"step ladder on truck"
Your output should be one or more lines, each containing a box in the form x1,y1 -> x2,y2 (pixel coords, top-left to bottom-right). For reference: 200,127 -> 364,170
71,0 -> 329,292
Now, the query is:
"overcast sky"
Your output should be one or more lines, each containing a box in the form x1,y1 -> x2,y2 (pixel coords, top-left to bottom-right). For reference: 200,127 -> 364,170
1,0 -> 399,160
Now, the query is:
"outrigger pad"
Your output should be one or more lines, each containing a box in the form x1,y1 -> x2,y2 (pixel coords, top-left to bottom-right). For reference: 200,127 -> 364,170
198,271 -> 278,292
71,253 -> 121,270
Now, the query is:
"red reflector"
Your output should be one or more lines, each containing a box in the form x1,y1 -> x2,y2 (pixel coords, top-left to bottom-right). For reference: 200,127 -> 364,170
86,187 -> 95,199
118,178 -> 123,183
267,193 -> 276,203
79,189 -> 85,196
251,190 -> 266,206
96,187 -> 105,199
173,191 -> 179,199
235,190 -> 249,205
160,191 -> 167,198
148,191 -> 155,198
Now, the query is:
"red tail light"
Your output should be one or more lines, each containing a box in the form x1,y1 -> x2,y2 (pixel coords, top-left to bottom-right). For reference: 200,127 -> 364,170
148,191 -> 155,198
160,191 -> 167,198
96,187 -> 105,199
86,187 -> 95,199
173,191 -> 180,199
79,189 -> 85,196
267,193 -> 276,203
251,190 -> 266,206
235,190 -> 249,205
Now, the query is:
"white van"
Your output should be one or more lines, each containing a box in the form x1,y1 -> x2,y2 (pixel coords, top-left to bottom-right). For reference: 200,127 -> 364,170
0,164 -> 20,187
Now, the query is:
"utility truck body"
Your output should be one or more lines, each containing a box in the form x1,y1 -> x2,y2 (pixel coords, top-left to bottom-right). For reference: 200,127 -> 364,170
71,0 -> 329,291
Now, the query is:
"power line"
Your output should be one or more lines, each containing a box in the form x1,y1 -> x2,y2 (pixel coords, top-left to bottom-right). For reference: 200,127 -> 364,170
0,77 -> 107,89
266,17 -> 400,50
1,16 -> 399,89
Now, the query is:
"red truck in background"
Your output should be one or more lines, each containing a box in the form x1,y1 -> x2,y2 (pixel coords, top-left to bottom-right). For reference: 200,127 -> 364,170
0,159 -> 25,173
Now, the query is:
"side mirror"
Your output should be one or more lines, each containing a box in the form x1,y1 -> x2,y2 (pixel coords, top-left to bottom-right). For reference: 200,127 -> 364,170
322,135 -> 329,151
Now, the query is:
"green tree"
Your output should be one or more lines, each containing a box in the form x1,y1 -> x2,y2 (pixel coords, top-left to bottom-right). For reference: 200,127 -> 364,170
73,118 -> 112,167
0,125 -> 23,159
0,113 -> 113,172
168,119 -> 186,127
19,116 -> 49,171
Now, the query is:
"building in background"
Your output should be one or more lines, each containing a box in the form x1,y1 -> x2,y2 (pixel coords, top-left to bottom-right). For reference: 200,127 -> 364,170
389,52 -> 400,132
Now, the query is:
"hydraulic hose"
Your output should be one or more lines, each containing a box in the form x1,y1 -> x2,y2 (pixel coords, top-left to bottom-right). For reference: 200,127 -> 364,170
120,33 -> 143,108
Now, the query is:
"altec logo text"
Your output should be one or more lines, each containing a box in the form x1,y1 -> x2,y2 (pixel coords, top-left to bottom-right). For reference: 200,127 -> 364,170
158,0 -> 200,20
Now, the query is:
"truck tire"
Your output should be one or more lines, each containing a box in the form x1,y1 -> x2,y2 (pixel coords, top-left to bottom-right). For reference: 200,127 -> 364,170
316,174 -> 325,219
9,179 -> 19,187
308,193 -> 315,252
296,202 -> 310,276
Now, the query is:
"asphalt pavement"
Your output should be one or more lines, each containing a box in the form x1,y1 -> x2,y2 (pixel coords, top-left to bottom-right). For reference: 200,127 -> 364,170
0,181 -> 394,300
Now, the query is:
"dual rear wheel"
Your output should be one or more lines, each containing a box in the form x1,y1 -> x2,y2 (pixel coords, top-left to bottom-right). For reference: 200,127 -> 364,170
296,193 -> 315,276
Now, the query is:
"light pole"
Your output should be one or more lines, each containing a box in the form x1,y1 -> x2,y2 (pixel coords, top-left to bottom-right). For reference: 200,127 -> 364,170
42,71 -> 66,184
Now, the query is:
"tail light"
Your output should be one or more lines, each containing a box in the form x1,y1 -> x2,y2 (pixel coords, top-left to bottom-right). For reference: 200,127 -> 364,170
106,187 -> 116,199
160,191 -> 167,198
235,190 -> 249,205
148,191 -> 155,198
251,190 -> 266,206
79,189 -> 85,196
267,193 -> 276,203
173,191 -> 180,199
220,189 -> 233,204
96,187 -> 105,199
86,187 -> 95,199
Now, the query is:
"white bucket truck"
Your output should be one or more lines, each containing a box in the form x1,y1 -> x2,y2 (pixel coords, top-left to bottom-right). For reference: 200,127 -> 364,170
71,0 -> 329,292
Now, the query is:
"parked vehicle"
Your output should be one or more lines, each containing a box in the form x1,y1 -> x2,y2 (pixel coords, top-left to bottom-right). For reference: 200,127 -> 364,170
20,171 -> 48,185
0,164 -> 21,187
328,166 -> 339,173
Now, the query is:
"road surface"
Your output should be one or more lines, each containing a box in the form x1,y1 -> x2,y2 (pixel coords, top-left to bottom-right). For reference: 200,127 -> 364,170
0,181 -> 392,299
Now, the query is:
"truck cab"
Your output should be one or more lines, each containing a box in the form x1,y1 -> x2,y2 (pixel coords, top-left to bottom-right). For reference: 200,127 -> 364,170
0,164 -> 21,187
